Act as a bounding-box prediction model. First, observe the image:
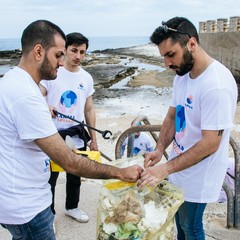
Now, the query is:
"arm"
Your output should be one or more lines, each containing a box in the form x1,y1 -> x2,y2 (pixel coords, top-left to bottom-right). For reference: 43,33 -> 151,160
84,96 -> 98,150
155,106 -> 176,153
144,106 -> 176,167
35,133 -> 143,182
138,129 -> 222,187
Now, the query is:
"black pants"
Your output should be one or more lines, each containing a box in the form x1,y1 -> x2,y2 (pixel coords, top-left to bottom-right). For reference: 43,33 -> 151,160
49,146 -> 86,214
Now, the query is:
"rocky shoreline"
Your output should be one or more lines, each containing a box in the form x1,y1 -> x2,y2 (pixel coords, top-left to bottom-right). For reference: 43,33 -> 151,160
1,46 -> 240,240
1,46 -> 240,112
0,49 -> 21,74
1,44 -> 238,100
0,45 -> 176,100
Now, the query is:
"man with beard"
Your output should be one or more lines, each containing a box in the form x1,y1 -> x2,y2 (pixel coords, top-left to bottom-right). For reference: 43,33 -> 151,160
40,32 -> 97,224
0,20 -> 143,240
137,17 -> 238,239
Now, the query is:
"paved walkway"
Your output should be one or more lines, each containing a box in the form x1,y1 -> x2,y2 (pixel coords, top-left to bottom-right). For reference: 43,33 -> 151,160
1,173 -> 240,240
0,174 -> 102,240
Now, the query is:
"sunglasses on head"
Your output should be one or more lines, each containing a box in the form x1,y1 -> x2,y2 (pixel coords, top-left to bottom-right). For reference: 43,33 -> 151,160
157,21 -> 191,38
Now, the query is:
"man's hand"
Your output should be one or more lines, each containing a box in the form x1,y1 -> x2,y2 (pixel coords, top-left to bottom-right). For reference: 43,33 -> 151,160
119,165 -> 144,182
137,162 -> 169,188
89,140 -> 98,151
144,149 -> 162,168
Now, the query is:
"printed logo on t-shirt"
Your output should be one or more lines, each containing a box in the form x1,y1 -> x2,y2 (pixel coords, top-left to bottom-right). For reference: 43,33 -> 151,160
59,90 -> 77,112
57,90 -> 78,123
133,147 -> 141,155
78,83 -> 85,90
173,105 -> 186,154
185,95 -> 193,109
44,159 -> 51,173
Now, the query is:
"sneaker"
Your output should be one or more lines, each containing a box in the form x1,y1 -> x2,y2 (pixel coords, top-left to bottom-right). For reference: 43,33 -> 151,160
65,208 -> 89,223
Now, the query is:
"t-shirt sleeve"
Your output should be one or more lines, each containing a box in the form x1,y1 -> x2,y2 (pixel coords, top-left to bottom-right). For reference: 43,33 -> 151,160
86,74 -> 95,98
11,94 -> 57,140
200,88 -> 234,130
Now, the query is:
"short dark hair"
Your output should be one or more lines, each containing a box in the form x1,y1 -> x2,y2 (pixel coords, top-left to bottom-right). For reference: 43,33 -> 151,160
150,17 -> 199,47
66,32 -> 89,50
21,20 -> 66,55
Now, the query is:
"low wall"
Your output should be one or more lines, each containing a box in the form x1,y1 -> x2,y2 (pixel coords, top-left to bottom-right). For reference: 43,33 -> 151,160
200,32 -> 240,83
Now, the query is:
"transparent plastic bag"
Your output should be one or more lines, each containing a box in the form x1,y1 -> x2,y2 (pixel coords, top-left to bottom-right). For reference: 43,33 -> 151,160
96,156 -> 184,240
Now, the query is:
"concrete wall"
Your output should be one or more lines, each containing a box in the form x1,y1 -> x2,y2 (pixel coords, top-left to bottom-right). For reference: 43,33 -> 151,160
200,32 -> 240,83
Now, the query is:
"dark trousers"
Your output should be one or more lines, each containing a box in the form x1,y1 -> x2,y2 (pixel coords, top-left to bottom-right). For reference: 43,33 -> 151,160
49,146 -> 86,214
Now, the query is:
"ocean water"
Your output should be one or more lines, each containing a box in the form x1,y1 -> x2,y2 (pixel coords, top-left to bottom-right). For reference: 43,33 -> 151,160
0,36 -> 150,52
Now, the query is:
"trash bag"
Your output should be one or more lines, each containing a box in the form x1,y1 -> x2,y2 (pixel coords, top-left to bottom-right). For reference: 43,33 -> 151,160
96,156 -> 184,240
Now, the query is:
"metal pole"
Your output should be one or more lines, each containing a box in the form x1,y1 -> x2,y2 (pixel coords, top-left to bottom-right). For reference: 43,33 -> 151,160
230,136 -> 240,229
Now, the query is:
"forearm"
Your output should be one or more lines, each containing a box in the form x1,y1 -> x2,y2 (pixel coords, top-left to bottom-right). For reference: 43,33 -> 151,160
35,133 -> 121,179
70,155 -> 122,179
156,112 -> 175,153
85,107 -> 97,142
166,130 -> 221,175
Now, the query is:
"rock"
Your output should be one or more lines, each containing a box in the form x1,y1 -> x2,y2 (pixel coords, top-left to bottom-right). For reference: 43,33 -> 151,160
0,50 -> 21,73
84,64 -> 137,88
0,49 -> 21,59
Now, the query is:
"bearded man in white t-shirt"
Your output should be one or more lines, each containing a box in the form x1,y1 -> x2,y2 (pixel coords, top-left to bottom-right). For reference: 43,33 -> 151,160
137,17 -> 238,239
0,20 -> 142,240
40,33 -> 97,223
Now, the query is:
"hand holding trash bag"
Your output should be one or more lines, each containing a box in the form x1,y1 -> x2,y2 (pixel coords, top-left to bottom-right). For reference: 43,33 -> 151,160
137,149 -> 167,188
119,165 -> 144,182
137,163 -> 169,187
96,156 -> 184,240
144,149 -> 163,168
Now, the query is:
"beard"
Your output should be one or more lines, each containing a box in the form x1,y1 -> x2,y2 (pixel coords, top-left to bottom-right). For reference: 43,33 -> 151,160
170,48 -> 194,76
39,54 -> 57,80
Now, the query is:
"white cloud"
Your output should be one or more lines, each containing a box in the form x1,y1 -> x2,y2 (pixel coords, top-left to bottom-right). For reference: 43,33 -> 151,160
0,0 -> 239,38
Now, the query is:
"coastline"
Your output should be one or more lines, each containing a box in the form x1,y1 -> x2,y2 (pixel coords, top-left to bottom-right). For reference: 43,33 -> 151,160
0,44 -> 240,239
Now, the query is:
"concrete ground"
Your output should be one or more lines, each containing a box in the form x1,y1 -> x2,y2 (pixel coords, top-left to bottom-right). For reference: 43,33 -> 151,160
0,174 -> 102,240
52,175 -> 102,240
1,173 -> 240,240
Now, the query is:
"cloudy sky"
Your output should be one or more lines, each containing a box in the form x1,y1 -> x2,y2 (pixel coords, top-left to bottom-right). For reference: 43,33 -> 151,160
0,0 -> 239,38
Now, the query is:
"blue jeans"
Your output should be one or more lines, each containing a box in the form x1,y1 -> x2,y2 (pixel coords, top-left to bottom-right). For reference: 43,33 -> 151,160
1,206 -> 55,240
175,201 -> 207,240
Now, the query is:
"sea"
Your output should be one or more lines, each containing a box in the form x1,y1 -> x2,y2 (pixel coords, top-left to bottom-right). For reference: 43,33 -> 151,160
0,36 -> 150,52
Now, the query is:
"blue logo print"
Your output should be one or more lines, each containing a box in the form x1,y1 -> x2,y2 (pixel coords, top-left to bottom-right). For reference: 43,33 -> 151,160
174,105 -> 186,153
60,90 -> 77,109
78,83 -> 85,90
185,95 -> 193,109
175,105 -> 186,132
44,159 -> 51,173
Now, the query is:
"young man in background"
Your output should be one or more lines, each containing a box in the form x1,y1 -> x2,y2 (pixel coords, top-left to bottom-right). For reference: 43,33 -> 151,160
0,20 -> 142,240
40,32 -> 98,223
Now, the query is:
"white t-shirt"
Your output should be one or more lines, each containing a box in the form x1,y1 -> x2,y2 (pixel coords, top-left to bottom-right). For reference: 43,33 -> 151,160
122,132 -> 154,156
168,60 -> 237,203
41,67 -> 95,148
0,67 -> 57,224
